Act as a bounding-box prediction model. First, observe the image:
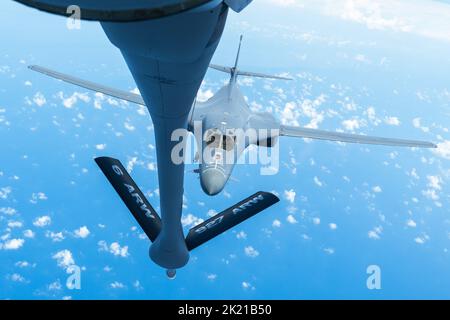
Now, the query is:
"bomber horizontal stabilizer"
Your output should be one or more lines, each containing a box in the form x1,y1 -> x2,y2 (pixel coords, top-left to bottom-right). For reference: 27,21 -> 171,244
208,64 -> 293,81
95,157 -> 161,242
185,191 -> 279,250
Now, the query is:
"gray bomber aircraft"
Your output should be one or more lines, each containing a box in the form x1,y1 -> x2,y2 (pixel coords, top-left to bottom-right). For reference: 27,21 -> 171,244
14,0 -> 436,278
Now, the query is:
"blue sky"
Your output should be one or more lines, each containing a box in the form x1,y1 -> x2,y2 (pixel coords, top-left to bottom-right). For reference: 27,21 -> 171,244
0,0 -> 450,299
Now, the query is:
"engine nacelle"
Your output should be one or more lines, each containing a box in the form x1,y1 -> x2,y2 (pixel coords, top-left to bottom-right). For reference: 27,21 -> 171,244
256,136 -> 279,148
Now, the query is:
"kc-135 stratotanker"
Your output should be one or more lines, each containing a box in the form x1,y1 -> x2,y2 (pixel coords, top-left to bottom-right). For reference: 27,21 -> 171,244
14,0 -> 436,278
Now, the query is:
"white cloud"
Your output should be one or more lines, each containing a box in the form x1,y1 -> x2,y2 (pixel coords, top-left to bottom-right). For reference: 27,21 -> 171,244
95,144 -> 106,150
323,247 -> 335,255
433,140 -> 450,160
342,118 -> 361,131
236,231 -> 247,240
322,0 -> 450,43
33,215 -> 51,227
406,219 -> 417,228
30,192 -> 47,204
427,175 -> 442,190
368,226 -> 383,240
242,281 -> 255,290
366,107 -> 381,126
414,236 -> 427,244
286,214 -> 298,224
52,249 -> 75,269
124,122 -> 135,131
8,221 -> 23,228
329,223 -> 337,230
109,242 -> 129,258
197,88 -> 214,102
412,117 -> 429,132
46,231 -> 65,242
74,226 -> 90,238
110,281 -> 125,289
368,230 -> 380,240
15,261 -> 31,268
324,0 -> 412,32
0,207 -> 17,215
57,91 -> 90,109
266,0 -> 304,8
8,273 -> 26,283
280,102 -> 300,126
98,240 -> 129,258
244,246 -> 260,258
422,189 -> 439,201
207,274 -> 217,281
48,280 -> 62,291
181,213 -> 204,228
23,229 -> 35,238
126,157 -> 139,173
313,176 -> 323,187
33,92 -> 46,107
0,187 -> 12,199
1,238 -> 25,250
384,116 -> 401,126
372,185 -> 382,193
284,189 -> 296,203
272,219 -> 281,228
312,217 -> 321,225
355,54 -> 370,63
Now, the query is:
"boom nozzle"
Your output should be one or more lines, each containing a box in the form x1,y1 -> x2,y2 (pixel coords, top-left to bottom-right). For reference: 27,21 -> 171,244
166,269 -> 177,280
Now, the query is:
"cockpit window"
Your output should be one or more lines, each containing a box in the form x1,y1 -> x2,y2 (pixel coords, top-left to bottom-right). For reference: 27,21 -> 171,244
222,135 -> 235,151
205,130 -> 235,151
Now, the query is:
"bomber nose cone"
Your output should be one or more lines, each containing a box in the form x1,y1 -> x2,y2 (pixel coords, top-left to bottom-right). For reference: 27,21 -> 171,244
200,169 -> 226,196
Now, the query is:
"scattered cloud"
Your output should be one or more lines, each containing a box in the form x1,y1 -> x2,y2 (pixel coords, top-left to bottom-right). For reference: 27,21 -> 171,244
286,214 -> 298,224
181,214 -> 204,228
0,187 -> 12,199
7,273 -> 27,283
1,238 -> 25,250
368,226 -> 383,240
406,219 -> 417,228
432,140 -> 450,159
33,92 -> 46,107
313,176 -> 323,187
52,249 -> 75,269
236,231 -> 247,240
272,219 -> 281,228
57,91 -> 90,109
242,281 -> 255,290
30,192 -> 47,204
372,186 -> 382,193
33,215 -> 51,227
244,246 -> 260,258
23,229 -> 35,238
110,281 -> 125,289
284,189 -> 296,203
342,118 -> 361,131
74,226 -> 90,238
98,240 -> 129,258
95,144 -> 106,150
207,274 -> 217,281
0,207 -> 17,215
46,231 -> 65,242
384,116 -> 400,126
